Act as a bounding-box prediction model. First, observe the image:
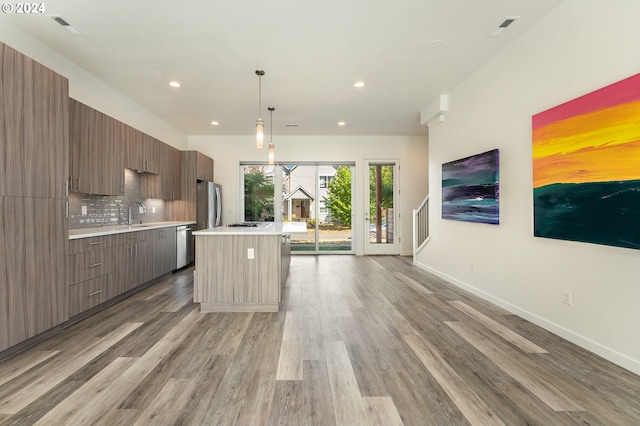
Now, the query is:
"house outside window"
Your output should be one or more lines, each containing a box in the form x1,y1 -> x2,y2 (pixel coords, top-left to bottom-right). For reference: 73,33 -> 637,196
319,175 -> 333,189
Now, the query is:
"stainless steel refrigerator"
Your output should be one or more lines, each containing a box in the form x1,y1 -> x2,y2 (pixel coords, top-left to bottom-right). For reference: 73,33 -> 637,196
196,181 -> 222,230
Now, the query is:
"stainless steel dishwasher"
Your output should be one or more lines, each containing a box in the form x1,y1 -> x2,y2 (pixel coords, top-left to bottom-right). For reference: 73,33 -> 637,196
176,225 -> 193,269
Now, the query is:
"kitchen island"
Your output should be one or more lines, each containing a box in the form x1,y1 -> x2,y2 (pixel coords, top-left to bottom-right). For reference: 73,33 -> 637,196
193,222 -> 307,312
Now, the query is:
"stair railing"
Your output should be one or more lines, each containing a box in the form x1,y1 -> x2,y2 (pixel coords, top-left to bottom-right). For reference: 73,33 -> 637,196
412,194 -> 430,262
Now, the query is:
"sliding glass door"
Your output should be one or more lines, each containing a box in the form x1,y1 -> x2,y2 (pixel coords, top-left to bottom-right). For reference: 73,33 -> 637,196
241,163 -> 354,253
283,164 -> 354,253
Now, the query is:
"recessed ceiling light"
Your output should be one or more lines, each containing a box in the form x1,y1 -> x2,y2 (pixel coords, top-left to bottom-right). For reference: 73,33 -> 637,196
169,81 -> 181,88
338,121 -> 346,126
210,121 -> 219,126
354,81 -> 365,88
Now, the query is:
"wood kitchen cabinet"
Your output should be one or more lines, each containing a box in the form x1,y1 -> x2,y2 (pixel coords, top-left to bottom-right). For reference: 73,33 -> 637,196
0,42 -> 68,199
161,143 -> 182,200
196,151 -> 214,182
124,126 -> 160,174
166,151 -> 213,221
115,231 -> 152,293
67,235 -> 116,316
281,235 -> 291,287
145,142 -> 182,200
0,197 -> 68,351
194,234 -> 282,311
66,226 -> 180,318
68,274 -> 112,317
0,42 -> 69,353
150,227 -> 177,277
69,99 -> 124,196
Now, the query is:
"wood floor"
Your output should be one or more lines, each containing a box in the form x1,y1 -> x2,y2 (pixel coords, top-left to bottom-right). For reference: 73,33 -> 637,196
1,255 -> 639,425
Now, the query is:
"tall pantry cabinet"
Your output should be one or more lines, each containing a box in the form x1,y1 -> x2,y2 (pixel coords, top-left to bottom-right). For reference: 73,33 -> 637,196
0,42 -> 69,352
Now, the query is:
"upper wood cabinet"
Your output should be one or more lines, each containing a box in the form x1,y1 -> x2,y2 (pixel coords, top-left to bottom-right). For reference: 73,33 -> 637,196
0,42 -> 69,199
196,152 -> 214,182
142,141 -> 181,200
69,99 -> 124,196
124,127 -> 160,174
160,142 -> 182,200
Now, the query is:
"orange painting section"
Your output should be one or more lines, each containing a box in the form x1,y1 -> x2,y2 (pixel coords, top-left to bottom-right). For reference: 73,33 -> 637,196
533,100 -> 640,188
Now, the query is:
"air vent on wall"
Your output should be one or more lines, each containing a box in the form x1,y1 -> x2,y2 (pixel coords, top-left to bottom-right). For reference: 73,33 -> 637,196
285,124 -> 299,127
491,16 -> 520,37
51,16 -> 82,35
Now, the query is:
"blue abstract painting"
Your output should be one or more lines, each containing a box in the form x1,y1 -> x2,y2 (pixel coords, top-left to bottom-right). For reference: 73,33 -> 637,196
442,149 -> 500,224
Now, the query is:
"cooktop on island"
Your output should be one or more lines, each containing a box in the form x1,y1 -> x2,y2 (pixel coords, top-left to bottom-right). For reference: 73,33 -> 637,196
226,222 -> 270,228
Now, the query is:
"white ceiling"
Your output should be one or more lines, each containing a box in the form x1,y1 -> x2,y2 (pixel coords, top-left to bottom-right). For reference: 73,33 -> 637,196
2,0 -> 562,136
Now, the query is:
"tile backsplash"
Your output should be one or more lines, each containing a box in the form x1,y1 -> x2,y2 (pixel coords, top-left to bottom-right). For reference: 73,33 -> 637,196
69,169 -> 167,229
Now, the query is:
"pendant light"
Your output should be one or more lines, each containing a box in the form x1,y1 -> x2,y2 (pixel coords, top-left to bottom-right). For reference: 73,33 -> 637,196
268,107 -> 275,165
255,70 -> 265,148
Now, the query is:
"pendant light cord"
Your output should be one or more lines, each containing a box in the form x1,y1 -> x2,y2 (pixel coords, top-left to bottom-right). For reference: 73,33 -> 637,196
256,70 -> 265,119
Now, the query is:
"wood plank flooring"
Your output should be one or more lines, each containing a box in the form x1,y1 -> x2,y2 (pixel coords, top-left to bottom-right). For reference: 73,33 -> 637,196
1,255 -> 640,425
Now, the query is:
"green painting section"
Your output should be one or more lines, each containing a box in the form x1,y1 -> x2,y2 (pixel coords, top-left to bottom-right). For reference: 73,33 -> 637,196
534,179 -> 640,250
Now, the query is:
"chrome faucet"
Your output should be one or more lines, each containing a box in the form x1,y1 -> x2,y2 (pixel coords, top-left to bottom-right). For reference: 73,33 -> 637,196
128,201 -> 147,225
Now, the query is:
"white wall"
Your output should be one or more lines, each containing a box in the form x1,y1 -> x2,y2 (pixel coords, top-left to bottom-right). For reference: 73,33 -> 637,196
0,21 -> 187,149
189,135 -> 428,255
416,0 -> 640,374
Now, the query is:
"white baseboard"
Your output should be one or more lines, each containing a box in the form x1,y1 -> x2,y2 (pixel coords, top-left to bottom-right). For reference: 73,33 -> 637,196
413,260 -> 640,376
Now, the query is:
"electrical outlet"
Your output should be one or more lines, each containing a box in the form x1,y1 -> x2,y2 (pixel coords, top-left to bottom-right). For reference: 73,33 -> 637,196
81,205 -> 87,216
247,248 -> 255,259
562,290 -> 572,306
152,207 -> 156,213
139,206 -> 145,214
470,261 -> 475,271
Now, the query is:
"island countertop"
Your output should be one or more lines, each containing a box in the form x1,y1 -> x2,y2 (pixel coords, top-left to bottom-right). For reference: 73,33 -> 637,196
193,222 -> 307,236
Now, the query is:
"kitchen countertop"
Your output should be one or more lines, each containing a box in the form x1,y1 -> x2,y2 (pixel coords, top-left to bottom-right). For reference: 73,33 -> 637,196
193,222 -> 307,236
69,221 -> 196,240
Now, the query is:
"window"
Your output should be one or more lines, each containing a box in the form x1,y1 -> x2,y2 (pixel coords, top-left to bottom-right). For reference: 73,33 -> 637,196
319,175 -> 334,188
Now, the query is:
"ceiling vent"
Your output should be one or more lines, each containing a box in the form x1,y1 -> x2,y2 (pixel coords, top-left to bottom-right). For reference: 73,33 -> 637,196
491,16 -> 521,37
51,16 -> 82,35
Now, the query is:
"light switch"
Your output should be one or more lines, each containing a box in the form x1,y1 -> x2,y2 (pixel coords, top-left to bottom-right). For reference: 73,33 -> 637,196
81,205 -> 87,216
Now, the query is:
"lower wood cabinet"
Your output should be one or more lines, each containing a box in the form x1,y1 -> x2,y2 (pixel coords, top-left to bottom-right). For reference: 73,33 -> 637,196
281,235 -> 291,288
0,197 -> 68,352
68,274 -> 112,317
66,226 -> 180,319
194,234 -> 286,312
151,228 -> 177,277
115,232 -> 150,293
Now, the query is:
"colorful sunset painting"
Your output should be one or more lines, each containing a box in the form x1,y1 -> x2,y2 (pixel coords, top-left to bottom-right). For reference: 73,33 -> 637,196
532,72 -> 640,250
442,149 -> 499,225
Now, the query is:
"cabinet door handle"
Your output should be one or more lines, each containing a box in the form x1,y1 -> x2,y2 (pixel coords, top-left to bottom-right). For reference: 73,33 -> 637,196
88,262 -> 102,268
88,241 -> 102,246
64,201 -> 69,218
135,244 -> 138,257
129,245 -> 133,258
88,289 -> 102,297
128,235 -> 138,239
76,177 -> 80,191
